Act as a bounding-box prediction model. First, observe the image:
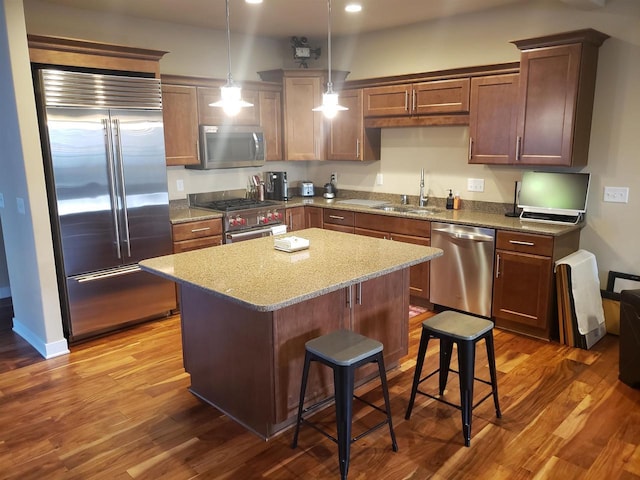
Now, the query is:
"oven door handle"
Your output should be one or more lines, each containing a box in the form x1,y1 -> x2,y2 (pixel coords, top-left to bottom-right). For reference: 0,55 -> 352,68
225,226 -> 275,242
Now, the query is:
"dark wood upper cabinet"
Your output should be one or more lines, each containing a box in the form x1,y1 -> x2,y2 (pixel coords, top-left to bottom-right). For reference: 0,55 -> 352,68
197,86 -> 260,126
512,29 -> 609,166
468,73 -> 519,164
161,84 -> 199,166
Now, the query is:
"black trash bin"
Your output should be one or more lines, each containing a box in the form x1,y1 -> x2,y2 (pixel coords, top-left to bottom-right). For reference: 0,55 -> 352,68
619,289 -> 640,388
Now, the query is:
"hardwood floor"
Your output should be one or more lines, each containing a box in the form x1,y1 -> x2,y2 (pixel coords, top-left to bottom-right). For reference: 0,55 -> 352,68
1,313 -> 639,479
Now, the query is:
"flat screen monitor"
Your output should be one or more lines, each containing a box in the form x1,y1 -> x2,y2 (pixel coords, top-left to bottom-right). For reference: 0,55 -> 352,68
518,171 -> 591,217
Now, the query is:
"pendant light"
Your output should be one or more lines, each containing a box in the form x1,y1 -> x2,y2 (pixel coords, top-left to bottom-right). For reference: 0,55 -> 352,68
313,0 -> 348,119
210,0 -> 253,116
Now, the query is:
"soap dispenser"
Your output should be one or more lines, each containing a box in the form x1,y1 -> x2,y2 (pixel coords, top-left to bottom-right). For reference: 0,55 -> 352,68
446,189 -> 454,210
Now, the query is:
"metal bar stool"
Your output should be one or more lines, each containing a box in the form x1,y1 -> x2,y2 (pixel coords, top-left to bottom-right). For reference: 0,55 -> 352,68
292,329 -> 398,480
405,310 -> 501,447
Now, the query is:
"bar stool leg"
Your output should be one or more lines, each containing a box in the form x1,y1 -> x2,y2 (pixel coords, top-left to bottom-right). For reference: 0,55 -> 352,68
457,340 -> 475,447
334,365 -> 355,480
405,327 -> 430,419
485,331 -> 502,418
376,353 -> 398,452
438,337 -> 454,395
292,351 -> 312,449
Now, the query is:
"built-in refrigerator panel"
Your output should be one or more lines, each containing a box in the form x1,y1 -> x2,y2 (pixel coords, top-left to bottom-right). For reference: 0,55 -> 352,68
36,69 -> 176,342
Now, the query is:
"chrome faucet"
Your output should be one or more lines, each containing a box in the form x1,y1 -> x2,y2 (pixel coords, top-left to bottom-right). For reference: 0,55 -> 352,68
419,168 -> 428,207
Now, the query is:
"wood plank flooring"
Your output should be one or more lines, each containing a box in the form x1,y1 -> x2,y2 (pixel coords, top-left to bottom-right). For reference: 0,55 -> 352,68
1,313 -> 639,479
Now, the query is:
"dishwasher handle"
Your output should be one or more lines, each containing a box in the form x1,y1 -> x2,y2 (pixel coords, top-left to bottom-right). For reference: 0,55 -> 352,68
432,228 -> 494,242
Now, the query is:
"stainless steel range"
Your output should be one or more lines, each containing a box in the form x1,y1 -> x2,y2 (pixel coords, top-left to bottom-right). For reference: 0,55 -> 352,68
191,197 -> 285,243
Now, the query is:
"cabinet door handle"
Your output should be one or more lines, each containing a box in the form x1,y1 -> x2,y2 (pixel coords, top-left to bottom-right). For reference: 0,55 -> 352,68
404,91 -> 409,112
346,286 -> 352,308
412,89 -> 416,112
509,240 -> 534,246
329,215 -> 345,220
191,227 -> 211,233
496,253 -> 501,278
355,139 -> 360,159
468,137 -> 473,161
515,136 -> 522,161
356,282 -> 362,305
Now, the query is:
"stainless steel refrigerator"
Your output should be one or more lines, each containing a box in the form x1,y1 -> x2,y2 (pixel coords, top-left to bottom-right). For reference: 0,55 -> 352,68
35,69 -> 176,342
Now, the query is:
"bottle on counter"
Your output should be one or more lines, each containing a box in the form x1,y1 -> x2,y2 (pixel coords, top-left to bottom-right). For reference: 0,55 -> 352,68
453,191 -> 460,210
446,189 -> 454,210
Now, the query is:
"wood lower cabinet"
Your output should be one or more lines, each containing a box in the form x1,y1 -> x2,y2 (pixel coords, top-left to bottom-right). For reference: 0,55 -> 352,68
354,212 -> 431,304
323,208 -> 355,233
468,74 -> 519,164
492,229 -> 580,340
161,84 -> 199,166
512,29 -> 608,166
284,206 -> 305,232
305,206 -> 323,228
171,218 -> 223,253
327,89 -> 381,161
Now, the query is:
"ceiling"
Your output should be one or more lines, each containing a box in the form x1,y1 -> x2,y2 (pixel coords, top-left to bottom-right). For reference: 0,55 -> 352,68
38,0 -> 536,38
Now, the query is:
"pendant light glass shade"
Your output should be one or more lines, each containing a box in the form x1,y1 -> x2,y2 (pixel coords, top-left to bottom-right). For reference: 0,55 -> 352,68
313,0 -> 348,119
210,0 -> 253,116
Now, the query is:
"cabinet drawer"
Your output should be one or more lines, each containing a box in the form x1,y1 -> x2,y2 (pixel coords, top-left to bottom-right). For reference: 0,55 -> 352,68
355,212 -> 429,237
323,209 -> 354,227
414,78 -> 470,115
172,218 -> 222,242
496,230 -> 553,256
173,236 -> 223,253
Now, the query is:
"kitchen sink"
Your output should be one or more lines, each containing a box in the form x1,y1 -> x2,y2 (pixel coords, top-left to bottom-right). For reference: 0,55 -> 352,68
407,207 -> 443,216
371,204 -> 413,213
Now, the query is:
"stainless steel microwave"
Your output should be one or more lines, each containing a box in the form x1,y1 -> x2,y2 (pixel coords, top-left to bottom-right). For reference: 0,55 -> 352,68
187,125 -> 265,170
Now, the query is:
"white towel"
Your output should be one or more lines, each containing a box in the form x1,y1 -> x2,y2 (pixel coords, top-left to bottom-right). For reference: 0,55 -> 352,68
555,250 -> 606,335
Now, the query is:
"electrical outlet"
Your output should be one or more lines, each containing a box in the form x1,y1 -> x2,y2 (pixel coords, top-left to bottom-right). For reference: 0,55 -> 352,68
467,178 -> 484,192
603,186 -> 629,203
330,172 -> 337,184
16,197 -> 25,214
375,173 -> 383,185
176,179 -> 184,192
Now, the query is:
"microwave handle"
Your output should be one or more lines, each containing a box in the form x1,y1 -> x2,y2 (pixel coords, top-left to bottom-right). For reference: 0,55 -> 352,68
252,133 -> 259,159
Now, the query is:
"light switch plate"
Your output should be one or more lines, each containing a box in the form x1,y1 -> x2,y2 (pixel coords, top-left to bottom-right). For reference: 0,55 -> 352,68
467,178 -> 484,192
375,173 -> 383,185
603,186 -> 629,203
16,197 -> 25,214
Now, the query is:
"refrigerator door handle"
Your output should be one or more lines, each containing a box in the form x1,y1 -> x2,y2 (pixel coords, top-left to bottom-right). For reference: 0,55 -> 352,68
103,118 -> 122,260
74,265 -> 141,283
113,118 -> 132,258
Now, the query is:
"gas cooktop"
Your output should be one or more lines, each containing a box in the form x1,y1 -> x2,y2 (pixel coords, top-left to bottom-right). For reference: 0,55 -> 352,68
194,198 -> 278,212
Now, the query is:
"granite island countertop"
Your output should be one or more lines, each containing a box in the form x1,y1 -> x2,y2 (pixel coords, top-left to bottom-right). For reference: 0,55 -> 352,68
140,228 -> 442,312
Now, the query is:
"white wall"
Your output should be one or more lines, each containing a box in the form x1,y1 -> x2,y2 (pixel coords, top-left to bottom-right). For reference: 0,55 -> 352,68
0,0 -> 67,357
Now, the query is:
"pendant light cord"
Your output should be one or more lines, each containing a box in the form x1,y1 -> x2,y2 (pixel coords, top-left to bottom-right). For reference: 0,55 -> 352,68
326,0 -> 333,93
224,0 -> 233,85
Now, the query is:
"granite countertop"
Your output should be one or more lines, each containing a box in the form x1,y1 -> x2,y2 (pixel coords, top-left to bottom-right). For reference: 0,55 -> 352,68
169,195 -> 582,236
140,228 -> 442,312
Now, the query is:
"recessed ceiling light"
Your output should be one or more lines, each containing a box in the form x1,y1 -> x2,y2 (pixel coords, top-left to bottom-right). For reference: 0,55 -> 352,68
345,3 -> 362,13
245,0 -> 263,4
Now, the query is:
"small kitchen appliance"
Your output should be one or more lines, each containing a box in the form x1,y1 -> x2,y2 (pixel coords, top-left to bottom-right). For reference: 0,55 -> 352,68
301,182 -> 314,197
265,171 -> 289,201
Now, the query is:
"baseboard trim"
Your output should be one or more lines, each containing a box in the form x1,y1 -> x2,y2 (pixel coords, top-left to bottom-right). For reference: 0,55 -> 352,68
12,317 -> 70,359
0,297 -> 13,331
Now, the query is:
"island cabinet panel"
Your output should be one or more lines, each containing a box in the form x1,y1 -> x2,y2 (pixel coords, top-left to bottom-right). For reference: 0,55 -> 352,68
304,206 -> 323,228
272,289 -> 350,424
179,286 -> 275,434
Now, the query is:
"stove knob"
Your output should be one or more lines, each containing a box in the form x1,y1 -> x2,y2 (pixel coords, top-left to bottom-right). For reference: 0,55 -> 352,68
276,212 -> 283,220
240,217 -> 247,225
266,212 -> 273,221
229,218 -> 236,226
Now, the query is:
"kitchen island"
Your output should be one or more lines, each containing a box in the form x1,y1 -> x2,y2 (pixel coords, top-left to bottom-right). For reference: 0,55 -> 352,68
140,228 -> 442,438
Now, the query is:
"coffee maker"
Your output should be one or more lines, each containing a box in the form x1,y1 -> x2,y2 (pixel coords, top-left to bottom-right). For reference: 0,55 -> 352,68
264,171 -> 288,201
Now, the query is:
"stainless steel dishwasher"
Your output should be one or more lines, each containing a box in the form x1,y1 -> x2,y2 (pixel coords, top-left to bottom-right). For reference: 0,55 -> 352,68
430,222 -> 496,318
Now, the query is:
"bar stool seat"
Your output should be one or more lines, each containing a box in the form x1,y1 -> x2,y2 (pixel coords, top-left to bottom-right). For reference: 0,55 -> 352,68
292,329 -> 398,480
405,310 -> 501,447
